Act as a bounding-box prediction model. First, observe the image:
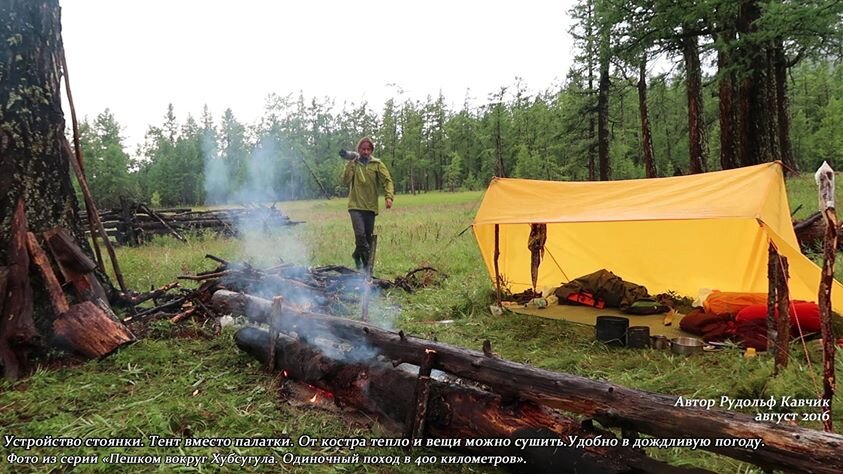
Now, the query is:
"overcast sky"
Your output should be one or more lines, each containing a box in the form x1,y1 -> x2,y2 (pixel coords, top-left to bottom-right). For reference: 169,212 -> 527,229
61,0 -> 576,152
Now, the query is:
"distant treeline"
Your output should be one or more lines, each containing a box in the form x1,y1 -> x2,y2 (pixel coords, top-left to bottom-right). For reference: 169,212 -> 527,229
79,1 -> 843,208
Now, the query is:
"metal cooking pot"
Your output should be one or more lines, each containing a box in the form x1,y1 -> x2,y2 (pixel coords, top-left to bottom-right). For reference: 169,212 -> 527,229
651,335 -> 669,350
670,337 -> 705,356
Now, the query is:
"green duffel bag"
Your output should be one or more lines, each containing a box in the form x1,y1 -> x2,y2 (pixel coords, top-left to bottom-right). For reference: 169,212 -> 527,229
623,298 -> 669,315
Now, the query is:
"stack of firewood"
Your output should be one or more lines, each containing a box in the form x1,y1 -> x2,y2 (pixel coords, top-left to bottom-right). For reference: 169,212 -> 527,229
85,200 -> 301,246
794,211 -> 843,251
0,200 -> 135,381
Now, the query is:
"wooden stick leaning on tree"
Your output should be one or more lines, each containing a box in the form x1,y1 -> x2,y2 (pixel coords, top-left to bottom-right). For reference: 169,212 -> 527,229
60,138 -> 127,293
59,43 -> 105,272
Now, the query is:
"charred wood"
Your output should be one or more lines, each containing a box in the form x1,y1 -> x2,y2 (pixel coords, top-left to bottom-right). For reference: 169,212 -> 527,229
213,290 -> 843,474
235,327 -> 711,474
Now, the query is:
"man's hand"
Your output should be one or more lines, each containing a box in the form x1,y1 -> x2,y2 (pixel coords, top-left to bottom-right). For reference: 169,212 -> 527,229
385,198 -> 393,209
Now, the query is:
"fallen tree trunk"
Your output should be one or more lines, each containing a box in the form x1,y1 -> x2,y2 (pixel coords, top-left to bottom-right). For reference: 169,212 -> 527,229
213,290 -> 843,474
235,327 -> 712,474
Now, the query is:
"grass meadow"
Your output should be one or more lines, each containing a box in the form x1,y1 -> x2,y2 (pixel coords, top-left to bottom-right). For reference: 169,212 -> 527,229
2,176 -> 843,473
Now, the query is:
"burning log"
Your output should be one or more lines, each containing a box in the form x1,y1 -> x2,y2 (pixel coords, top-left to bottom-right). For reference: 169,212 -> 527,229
213,290 -> 843,474
235,327 -> 711,474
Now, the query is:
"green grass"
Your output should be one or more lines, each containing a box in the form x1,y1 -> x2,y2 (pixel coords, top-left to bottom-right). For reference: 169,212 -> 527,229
3,177 -> 843,473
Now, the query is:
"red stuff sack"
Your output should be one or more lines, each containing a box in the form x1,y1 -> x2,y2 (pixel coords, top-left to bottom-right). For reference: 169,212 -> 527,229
734,302 -> 820,333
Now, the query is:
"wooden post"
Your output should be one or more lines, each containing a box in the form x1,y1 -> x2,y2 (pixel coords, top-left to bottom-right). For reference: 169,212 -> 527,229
767,243 -> 779,362
815,161 -> 837,432
494,224 -> 502,306
361,234 -> 377,322
120,197 -> 136,246
774,256 -> 790,371
404,349 -> 437,448
268,296 -> 283,371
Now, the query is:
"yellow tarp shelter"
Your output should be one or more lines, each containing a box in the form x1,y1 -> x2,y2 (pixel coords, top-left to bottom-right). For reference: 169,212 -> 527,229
472,162 -> 843,313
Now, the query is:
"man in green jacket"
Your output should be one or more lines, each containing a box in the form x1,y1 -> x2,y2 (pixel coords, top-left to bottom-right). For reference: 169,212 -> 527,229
340,137 -> 394,271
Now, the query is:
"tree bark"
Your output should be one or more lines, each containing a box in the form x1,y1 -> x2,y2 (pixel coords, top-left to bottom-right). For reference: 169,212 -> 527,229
737,1 -> 779,167
774,42 -> 796,172
638,57 -> 657,178
586,1 -> 597,181
597,45 -> 610,181
0,200 -> 37,380
682,30 -> 706,174
716,27 -> 738,170
52,301 -> 135,358
0,0 -> 88,263
213,290 -> 843,474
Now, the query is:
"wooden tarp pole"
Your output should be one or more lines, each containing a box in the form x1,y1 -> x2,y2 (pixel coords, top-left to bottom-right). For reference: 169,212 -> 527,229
767,243 -> 779,363
815,161 -> 837,432
774,256 -> 790,371
494,224 -> 501,306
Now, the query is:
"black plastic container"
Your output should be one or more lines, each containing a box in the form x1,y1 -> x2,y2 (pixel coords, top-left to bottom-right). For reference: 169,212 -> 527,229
595,316 -> 629,347
627,326 -> 651,348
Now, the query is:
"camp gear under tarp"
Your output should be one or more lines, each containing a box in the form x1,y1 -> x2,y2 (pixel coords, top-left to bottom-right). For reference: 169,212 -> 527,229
472,162 -> 843,314
553,268 -> 651,311
510,304 -> 687,339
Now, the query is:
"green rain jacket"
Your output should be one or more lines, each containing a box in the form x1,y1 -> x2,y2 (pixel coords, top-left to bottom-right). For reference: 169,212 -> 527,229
342,157 -> 394,215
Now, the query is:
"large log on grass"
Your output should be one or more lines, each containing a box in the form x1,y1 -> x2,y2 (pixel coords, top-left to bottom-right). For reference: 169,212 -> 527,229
235,327 -> 711,474
213,290 -> 843,474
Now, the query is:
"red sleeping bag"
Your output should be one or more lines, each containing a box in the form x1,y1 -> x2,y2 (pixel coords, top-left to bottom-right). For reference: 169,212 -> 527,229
734,302 -> 820,333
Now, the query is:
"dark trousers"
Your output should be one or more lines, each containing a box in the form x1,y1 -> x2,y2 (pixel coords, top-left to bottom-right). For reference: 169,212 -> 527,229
349,210 -> 375,270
